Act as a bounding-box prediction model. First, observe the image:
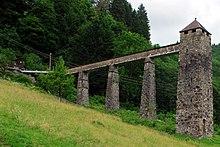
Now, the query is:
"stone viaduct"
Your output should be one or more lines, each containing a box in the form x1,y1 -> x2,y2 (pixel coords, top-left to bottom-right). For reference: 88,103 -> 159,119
68,19 -> 213,138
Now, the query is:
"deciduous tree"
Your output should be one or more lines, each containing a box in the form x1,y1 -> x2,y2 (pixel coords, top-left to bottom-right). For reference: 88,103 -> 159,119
0,48 -> 16,78
38,56 -> 76,102
23,53 -> 47,70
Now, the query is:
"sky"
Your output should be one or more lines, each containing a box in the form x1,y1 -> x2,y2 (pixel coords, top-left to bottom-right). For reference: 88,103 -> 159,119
127,0 -> 220,46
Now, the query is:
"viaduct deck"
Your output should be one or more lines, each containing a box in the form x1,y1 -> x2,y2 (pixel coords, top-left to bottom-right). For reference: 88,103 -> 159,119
67,43 -> 180,74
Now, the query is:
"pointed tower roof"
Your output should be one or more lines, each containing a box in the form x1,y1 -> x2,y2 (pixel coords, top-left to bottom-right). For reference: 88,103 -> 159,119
180,18 -> 211,35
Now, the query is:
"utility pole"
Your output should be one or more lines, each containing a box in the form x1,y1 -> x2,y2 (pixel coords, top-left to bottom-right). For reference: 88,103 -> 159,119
49,53 -> 52,70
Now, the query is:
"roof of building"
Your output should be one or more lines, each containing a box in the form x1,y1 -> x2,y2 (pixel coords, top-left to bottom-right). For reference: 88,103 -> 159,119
180,18 -> 211,35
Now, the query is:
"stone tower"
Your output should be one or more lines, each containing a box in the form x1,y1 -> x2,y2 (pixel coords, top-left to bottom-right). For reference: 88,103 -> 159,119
176,19 -> 213,138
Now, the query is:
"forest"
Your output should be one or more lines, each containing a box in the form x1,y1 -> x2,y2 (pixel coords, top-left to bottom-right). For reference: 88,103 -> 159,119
0,0 -> 220,125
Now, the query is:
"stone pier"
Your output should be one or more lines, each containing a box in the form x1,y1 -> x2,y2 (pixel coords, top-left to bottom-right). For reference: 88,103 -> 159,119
77,71 -> 89,106
176,19 -> 213,138
105,65 -> 119,110
140,58 -> 156,119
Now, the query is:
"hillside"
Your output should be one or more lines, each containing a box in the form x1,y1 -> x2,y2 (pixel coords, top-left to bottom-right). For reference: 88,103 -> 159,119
0,80 -> 196,146
1,0 -> 220,123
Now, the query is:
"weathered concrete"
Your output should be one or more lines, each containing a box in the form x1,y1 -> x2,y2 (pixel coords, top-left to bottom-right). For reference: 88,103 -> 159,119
67,44 -> 179,74
176,21 -> 213,138
105,65 -> 119,110
140,58 -> 156,119
77,71 -> 89,106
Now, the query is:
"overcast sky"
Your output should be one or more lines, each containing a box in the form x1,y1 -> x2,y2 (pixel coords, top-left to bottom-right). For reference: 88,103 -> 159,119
127,0 -> 220,46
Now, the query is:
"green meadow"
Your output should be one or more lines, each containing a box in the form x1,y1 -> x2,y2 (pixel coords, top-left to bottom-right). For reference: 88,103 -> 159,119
0,79 -> 220,146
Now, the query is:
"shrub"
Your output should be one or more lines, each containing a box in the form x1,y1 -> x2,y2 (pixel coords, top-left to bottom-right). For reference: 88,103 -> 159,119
13,74 -> 33,84
5,72 -> 33,85
90,95 -> 105,105
214,124 -> 220,135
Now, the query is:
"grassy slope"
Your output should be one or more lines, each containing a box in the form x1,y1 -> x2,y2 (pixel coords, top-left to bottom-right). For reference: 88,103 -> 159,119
0,80 -> 196,146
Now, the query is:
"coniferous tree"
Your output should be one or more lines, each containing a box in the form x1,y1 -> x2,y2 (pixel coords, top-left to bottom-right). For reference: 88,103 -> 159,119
65,12 -> 118,65
110,2 -> 150,41
110,0 -> 126,23
92,0 -> 111,12
0,0 -> 25,28
124,2 -> 133,29
18,0 -> 60,54
54,0 -> 95,54
135,4 -> 151,40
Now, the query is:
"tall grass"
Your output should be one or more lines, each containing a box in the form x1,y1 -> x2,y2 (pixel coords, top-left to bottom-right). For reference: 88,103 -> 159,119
89,96 -> 220,146
0,79 -> 195,146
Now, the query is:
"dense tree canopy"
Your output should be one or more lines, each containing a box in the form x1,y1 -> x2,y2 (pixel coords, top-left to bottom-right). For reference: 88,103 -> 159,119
18,0 -> 59,54
0,0 -> 25,28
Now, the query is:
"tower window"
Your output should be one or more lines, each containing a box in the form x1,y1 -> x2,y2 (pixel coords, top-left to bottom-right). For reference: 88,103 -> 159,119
184,31 -> 188,34
192,29 -> 196,32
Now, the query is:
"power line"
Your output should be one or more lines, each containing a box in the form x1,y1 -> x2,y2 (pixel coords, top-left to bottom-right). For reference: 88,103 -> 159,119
0,33 -> 79,68
1,33 -> 145,86
120,75 -> 143,86
120,75 -> 142,82
120,79 -> 142,86
0,33 -> 145,83
0,33 -> 49,58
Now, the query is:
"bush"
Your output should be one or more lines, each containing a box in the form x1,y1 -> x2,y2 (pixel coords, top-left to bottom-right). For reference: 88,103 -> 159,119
23,53 -> 47,70
5,71 -> 16,79
90,95 -> 105,105
214,124 -> 220,135
5,72 -> 33,85
13,74 -> 33,84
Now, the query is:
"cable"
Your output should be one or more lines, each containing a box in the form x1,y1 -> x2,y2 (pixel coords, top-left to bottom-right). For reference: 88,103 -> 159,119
0,33 -> 49,57
0,33 -> 47,57
1,33 -> 145,86
120,75 -> 142,81
0,33 -> 79,68
120,75 -> 143,86
121,79 -> 142,86
120,77 -> 141,84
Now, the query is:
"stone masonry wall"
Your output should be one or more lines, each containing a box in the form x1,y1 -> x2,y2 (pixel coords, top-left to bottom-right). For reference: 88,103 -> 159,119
140,58 -> 156,119
176,29 -> 213,138
105,65 -> 119,110
77,71 -> 89,106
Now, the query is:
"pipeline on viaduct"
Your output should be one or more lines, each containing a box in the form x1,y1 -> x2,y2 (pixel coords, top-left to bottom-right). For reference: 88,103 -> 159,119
67,19 -> 213,139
